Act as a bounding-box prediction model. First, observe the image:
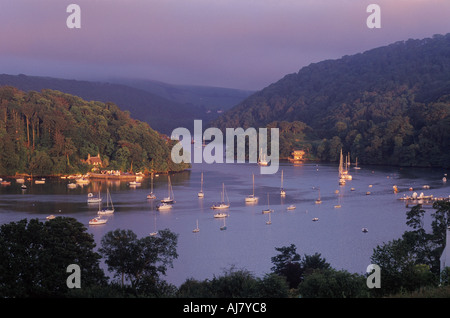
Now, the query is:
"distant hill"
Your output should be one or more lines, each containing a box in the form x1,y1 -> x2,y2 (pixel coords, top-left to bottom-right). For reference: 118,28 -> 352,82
213,33 -> 450,167
108,78 -> 253,111
0,74 -> 252,135
0,86 -> 189,176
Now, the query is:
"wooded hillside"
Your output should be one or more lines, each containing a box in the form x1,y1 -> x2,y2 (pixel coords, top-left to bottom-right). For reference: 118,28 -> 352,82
0,86 -> 189,176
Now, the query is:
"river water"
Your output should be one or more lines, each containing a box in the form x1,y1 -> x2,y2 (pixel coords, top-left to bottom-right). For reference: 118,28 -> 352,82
0,161 -> 448,287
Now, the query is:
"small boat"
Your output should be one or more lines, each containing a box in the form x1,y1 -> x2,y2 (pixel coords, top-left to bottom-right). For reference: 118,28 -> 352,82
312,217 -> 319,222
35,178 -> 45,184
150,212 -> 158,236
161,175 -> 175,204
129,181 -> 141,187
98,188 -> 114,215
315,189 -> 322,204
366,191 -> 371,195
21,185 -> 27,190
258,148 -> 268,166
262,193 -> 274,214
76,177 -> 90,184
1,180 -> 11,186
198,172 -> 204,198
89,217 -> 107,225
220,217 -> 227,230
46,215 -> 55,220
280,170 -> 286,197
362,227 -> 368,233
214,212 -> 228,218
156,202 -> 173,211
193,220 -> 200,233
334,204 -> 342,208
67,183 -> 77,189
266,212 -> 272,225
87,192 -> 102,204
245,174 -> 258,203
147,174 -> 156,199
287,205 -> 296,210
16,178 -> 25,184
211,183 -> 230,209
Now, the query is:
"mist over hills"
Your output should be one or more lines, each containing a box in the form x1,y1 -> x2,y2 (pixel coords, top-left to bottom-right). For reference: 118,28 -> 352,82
213,33 -> 450,167
0,74 -> 252,135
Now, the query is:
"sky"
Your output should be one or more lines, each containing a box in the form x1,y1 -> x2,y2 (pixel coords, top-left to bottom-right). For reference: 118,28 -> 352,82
1,0 -> 450,90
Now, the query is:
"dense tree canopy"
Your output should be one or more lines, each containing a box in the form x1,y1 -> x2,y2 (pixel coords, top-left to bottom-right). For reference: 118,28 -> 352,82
213,34 -> 450,167
0,86 -> 189,176
0,217 -> 106,297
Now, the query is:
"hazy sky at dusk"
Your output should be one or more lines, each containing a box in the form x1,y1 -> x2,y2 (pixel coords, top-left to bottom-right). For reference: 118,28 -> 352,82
1,0 -> 450,90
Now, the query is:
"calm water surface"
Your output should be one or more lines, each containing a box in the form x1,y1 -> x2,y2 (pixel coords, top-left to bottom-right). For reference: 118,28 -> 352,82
1,161 -> 449,286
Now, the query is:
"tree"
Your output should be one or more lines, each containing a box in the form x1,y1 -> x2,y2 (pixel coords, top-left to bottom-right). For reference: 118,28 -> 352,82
99,228 -> 178,294
298,268 -> 367,298
271,244 -> 302,288
0,217 -> 106,297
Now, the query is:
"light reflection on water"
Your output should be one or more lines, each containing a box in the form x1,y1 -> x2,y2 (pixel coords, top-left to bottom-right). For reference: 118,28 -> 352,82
0,162 -> 449,287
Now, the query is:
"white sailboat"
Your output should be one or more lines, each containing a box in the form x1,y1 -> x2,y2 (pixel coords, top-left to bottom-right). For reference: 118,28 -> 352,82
280,169 -> 286,197
156,202 -> 173,211
211,183 -> 230,210
89,217 -> 107,225
315,188 -> 322,204
147,174 -> 156,199
220,217 -> 227,230
193,219 -> 200,233
354,157 -> 361,170
150,212 -> 158,236
262,193 -> 274,214
266,212 -> 272,225
98,188 -> 114,215
198,172 -> 204,198
258,148 -> 268,166
245,174 -> 258,203
87,192 -> 102,204
161,175 -> 175,204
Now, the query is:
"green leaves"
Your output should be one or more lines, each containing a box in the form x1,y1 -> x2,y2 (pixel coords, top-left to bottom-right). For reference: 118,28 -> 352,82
99,228 -> 178,292
0,217 -> 106,297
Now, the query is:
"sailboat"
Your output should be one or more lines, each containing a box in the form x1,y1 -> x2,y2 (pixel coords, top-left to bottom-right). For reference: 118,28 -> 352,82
193,219 -> 200,233
354,157 -> 361,170
211,183 -> 230,210
266,212 -> 272,225
262,193 -> 274,214
220,217 -> 227,230
147,174 -> 156,199
198,172 -> 204,198
258,148 -> 268,166
98,188 -> 114,215
338,149 -> 346,185
315,188 -> 322,204
87,192 -> 102,204
150,212 -> 158,236
156,202 -> 173,211
280,169 -> 286,197
89,217 -> 107,225
245,174 -> 258,203
161,175 -> 175,204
